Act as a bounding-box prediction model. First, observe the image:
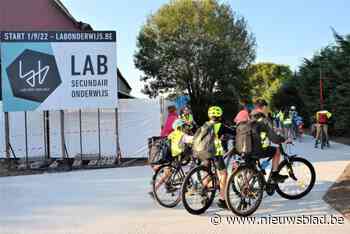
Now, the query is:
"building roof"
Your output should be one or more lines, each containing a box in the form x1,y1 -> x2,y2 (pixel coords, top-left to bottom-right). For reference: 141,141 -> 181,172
117,69 -> 132,91
52,0 -> 93,30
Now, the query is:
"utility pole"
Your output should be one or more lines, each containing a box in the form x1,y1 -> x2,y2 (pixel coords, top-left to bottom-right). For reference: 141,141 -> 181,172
319,67 -> 324,110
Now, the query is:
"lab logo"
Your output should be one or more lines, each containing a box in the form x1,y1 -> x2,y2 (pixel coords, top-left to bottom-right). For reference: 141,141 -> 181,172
6,49 -> 62,102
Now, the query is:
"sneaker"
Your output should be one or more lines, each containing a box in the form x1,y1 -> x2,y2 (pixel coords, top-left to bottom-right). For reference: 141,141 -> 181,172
271,173 -> 288,183
217,199 -> 228,209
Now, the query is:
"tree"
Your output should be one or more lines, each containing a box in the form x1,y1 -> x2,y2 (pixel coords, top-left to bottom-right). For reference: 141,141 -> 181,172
247,63 -> 293,104
134,0 -> 256,123
290,30 -> 350,135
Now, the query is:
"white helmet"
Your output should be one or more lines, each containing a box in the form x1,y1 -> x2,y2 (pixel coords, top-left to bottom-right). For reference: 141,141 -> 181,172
291,106 -> 296,111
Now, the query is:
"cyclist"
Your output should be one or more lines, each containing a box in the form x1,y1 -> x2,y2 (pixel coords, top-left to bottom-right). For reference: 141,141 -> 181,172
161,105 -> 178,137
180,106 -> 196,134
203,106 -> 235,209
289,106 -> 299,139
152,119 -> 193,195
251,100 -> 291,183
150,105 -> 178,196
276,109 -> 284,133
295,115 -> 304,139
282,109 -> 293,138
315,110 -> 332,148
234,103 -> 250,125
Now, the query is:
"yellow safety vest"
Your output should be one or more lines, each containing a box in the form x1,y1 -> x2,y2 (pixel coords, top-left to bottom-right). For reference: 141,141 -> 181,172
258,118 -> 270,149
316,110 -> 332,122
168,130 -> 185,157
213,123 -> 224,156
283,116 -> 292,125
277,111 -> 284,122
181,114 -> 193,123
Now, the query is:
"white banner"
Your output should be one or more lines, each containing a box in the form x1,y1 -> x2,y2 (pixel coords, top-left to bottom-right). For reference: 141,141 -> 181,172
1,31 -> 118,112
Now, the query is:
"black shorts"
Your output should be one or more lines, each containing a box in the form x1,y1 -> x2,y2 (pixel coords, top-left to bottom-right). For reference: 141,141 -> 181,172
257,146 -> 277,159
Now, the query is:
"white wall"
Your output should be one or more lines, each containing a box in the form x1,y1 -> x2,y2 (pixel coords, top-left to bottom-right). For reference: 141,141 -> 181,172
0,99 -> 162,159
118,99 -> 161,158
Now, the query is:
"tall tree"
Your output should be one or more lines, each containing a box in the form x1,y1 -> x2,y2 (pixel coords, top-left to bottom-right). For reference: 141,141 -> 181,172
134,0 -> 256,123
288,31 -> 350,135
247,63 -> 293,103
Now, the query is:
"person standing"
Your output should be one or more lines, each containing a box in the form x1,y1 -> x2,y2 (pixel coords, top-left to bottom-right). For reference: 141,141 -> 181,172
315,110 -> 332,148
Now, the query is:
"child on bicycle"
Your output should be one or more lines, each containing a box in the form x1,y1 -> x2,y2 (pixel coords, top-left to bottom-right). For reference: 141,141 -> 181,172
251,100 -> 292,183
152,119 -> 193,196
203,106 -> 235,209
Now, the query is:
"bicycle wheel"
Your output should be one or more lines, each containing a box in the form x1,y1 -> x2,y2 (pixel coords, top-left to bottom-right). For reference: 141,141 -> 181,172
225,165 -> 264,217
181,165 -> 216,215
276,157 -> 316,200
153,164 -> 183,208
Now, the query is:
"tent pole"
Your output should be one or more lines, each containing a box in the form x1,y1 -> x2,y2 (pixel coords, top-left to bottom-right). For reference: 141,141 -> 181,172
97,108 -> 101,160
115,108 -> 121,164
4,112 -> 10,159
24,112 -> 29,168
60,110 -> 66,159
79,109 -> 83,161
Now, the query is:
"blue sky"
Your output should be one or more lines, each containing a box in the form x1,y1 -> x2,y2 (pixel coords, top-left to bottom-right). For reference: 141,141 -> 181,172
61,0 -> 350,97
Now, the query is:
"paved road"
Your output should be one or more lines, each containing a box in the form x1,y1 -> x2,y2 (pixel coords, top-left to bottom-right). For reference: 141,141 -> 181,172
0,136 -> 349,234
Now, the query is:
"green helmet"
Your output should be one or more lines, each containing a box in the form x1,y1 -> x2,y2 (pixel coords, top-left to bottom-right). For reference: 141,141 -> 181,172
208,106 -> 223,118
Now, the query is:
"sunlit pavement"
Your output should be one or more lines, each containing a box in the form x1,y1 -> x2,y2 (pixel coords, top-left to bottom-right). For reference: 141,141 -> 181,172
0,136 -> 349,234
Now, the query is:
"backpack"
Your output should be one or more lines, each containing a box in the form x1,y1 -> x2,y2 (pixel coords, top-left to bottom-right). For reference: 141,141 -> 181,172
192,122 -> 216,160
318,113 -> 328,124
148,137 -> 171,165
235,121 -> 253,155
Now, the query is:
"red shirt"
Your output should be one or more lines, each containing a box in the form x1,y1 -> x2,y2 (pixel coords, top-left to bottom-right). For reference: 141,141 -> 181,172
234,109 -> 250,124
161,112 -> 178,137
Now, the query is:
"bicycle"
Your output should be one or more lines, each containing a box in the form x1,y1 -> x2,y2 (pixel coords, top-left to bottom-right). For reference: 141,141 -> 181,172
152,148 -> 199,208
180,148 -> 241,215
225,143 -> 316,217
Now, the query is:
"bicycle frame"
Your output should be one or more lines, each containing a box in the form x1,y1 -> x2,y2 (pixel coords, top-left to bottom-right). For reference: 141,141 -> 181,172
238,143 -> 298,194
198,159 -> 220,191
157,152 -> 199,189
